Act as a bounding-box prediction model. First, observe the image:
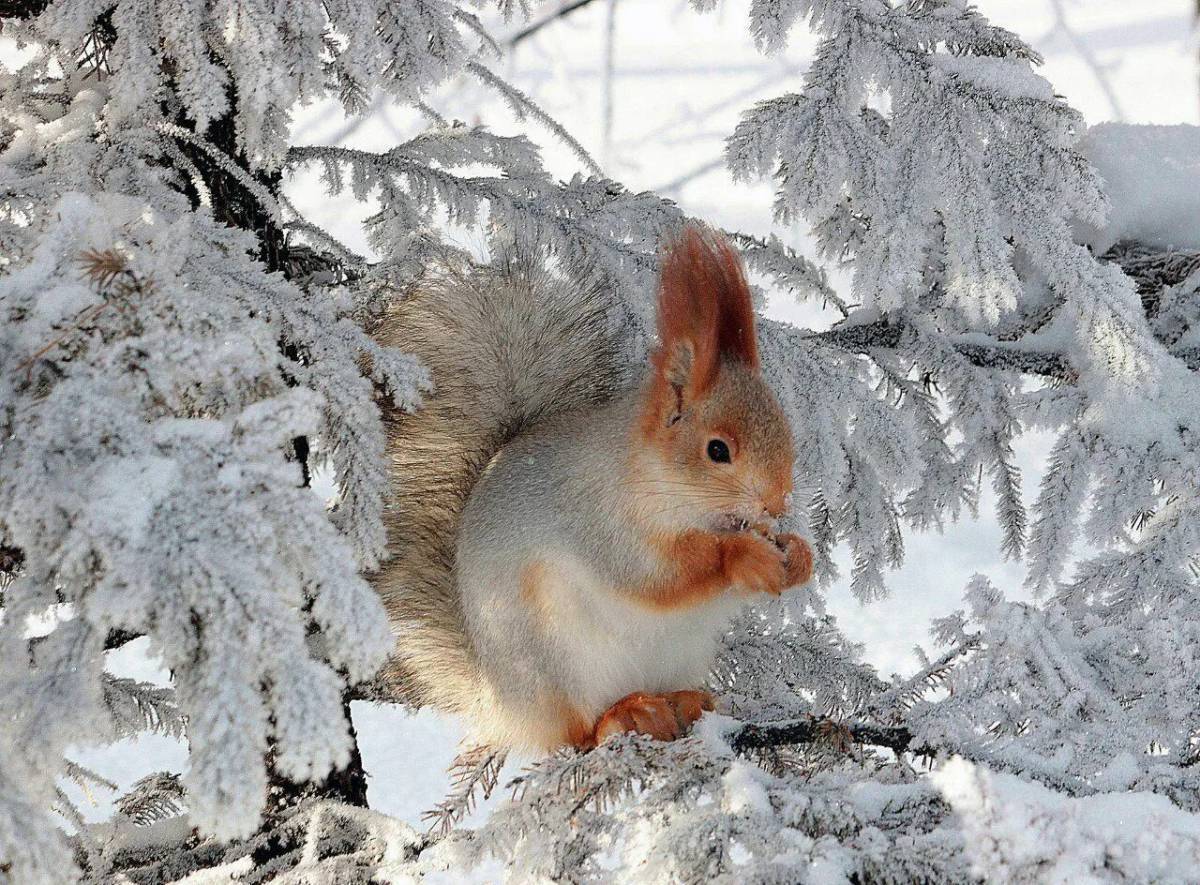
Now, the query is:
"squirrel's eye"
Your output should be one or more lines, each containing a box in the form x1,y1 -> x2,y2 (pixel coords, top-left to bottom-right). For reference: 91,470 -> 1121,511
707,439 -> 731,464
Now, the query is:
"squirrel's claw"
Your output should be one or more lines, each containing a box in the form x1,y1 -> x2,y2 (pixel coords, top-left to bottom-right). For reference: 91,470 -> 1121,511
595,692 -> 679,743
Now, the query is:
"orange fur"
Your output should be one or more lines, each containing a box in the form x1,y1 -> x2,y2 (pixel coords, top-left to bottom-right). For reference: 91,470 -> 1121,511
656,224 -> 758,376
561,699 -> 597,749
643,225 -> 760,435
662,689 -> 716,724
594,692 -> 681,742
762,475 -> 790,518
520,560 -> 550,627
719,532 -> 789,596
777,533 -> 813,588
593,689 -> 716,744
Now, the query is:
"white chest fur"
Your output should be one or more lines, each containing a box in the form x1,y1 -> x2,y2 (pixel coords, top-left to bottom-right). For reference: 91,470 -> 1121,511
534,551 -> 746,715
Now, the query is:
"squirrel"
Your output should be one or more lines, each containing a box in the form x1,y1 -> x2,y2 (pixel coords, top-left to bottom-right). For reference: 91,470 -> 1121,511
371,224 -> 813,752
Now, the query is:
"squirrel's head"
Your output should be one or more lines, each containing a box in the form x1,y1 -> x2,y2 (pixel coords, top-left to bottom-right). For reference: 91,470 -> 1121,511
634,224 -> 795,532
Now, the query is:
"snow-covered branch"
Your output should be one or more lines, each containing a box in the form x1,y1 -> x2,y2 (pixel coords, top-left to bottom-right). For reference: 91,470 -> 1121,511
729,717 -> 917,755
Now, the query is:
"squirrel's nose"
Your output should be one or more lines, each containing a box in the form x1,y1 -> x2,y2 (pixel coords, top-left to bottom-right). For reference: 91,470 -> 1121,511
762,493 -> 787,519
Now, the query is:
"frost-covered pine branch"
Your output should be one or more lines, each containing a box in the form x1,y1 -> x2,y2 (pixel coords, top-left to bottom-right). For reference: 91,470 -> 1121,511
713,0 -> 1200,602
422,746 -> 509,836
0,1 -> 519,879
115,773 -> 187,828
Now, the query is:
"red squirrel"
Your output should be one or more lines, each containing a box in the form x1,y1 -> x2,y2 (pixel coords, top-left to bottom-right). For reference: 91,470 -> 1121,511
373,225 -> 812,751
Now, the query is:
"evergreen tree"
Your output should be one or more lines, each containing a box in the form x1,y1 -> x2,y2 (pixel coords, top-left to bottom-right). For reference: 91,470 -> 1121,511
1,1 -> 1197,881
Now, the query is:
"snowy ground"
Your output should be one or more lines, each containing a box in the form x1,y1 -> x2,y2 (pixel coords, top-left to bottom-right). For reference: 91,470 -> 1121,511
56,0 -> 1200,838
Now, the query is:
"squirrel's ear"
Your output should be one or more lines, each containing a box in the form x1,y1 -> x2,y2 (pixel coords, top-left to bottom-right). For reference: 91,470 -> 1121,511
651,225 -> 758,417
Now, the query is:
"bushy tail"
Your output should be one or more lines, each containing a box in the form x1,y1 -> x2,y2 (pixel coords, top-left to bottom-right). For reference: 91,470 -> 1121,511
370,254 -> 631,712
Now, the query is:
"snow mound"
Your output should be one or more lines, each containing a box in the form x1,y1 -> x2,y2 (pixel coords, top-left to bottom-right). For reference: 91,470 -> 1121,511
1079,123 -> 1200,253
935,757 -> 1200,884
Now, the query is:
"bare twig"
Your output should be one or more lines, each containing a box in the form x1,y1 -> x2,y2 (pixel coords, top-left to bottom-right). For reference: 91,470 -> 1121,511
506,0 -> 598,46
600,0 -> 617,171
1046,0 -> 1124,121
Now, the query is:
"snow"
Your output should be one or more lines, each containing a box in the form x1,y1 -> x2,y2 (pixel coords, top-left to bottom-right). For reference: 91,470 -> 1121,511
935,757 -> 1200,882
6,0 -> 1200,878
933,55 -> 1056,101
720,760 -> 773,816
90,457 -> 180,542
1077,122 -> 1200,252
29,0 -> 1192,835
844,780 -> 929,820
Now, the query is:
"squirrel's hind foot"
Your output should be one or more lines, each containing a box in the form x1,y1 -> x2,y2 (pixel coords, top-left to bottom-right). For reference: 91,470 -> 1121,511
591,689 -> 715,746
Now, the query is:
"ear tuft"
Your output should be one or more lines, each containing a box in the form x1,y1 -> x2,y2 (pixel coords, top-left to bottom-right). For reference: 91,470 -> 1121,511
653,224 -> 758,398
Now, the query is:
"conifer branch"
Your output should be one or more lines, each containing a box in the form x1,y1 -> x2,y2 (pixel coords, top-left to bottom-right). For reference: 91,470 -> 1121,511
117,773 -> 187,826
422,746 -> 508,836
729,717 -> 921,756
0,0 -> 50,20
796,319 -> 1077,379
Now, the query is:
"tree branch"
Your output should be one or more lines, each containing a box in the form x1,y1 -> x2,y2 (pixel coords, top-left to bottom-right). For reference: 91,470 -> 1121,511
506,0 -> 598,47
788,319 -> 1076,378
0,543 -> 21,590
0,0 -> 50,20
779,241 -> 1200,378
104,628 -> 144,651
798,318 -> 1200,375
729,717 -> 922,756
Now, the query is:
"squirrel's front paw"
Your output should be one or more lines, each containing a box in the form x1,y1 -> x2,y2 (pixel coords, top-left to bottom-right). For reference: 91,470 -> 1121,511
723,533 -> 787,595
774,533 -> 813,588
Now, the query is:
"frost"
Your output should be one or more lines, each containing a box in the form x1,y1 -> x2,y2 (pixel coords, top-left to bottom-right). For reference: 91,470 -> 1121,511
2,0 -> 1199,881
932,55 -> 1055,102
935,757 -> 1200,883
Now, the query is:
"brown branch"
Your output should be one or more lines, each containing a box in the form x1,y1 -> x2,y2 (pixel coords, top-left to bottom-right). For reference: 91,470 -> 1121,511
25,627 -> 144,660
105,628 -> 144,651
0,544 -> 21,576
18,250 -> 154,376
